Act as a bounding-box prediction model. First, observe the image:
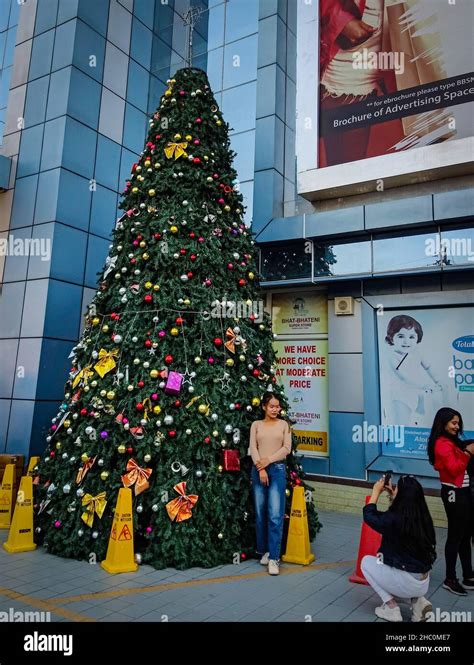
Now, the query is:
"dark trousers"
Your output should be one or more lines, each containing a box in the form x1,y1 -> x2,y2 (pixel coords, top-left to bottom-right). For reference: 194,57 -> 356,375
441,485 -> 472,580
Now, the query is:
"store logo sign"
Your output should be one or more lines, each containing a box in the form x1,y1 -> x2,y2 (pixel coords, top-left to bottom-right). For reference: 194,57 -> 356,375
452,335 -> 474,353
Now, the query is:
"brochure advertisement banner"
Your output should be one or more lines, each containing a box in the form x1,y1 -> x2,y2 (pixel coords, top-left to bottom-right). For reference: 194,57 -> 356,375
274,340 -> 329,456
319,0 -> 474,167
377,307 -> 474,458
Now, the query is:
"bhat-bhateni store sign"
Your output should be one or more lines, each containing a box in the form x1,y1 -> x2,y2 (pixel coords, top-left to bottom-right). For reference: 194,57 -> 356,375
272,293 -> 328,335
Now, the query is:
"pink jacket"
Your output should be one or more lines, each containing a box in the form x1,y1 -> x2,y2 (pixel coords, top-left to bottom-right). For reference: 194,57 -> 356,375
320,0 -> 366,75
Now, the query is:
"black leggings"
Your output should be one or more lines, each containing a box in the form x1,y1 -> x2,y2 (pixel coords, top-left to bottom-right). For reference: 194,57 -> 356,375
441,485 -> 472,580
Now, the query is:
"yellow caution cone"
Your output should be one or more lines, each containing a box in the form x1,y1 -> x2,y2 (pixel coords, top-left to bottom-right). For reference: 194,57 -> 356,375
281,486 -> 315,565
26,456 -> 40,476
3,475 -> 37,553
0,463 -> 15,529
101,488 -> 138,574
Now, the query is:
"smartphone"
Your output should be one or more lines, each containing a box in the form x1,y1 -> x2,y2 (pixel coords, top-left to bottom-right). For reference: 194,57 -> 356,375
383,470 -> 392,487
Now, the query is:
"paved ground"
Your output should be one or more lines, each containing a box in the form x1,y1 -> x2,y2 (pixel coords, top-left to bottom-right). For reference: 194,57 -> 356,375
0,510 -> 472,623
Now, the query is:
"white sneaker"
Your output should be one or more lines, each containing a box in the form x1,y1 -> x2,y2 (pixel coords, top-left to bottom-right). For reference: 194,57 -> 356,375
375,603 -> 403,622
268,559 -> 280,576
411,596 -> 432,622
259,552 -> 270,566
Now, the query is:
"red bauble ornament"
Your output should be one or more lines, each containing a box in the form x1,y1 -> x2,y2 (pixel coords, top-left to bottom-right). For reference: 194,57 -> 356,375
137,235 -> 143,240
213,173 -> 219,179
235,403 -> 241,410
253,369 -> 260,377
238,279 -> 246,286
127,446 -> 134,454
218,198 -> 225,204
165,354 -> 173,364
138,381 -> 145,388
227,263 -> 233,269
154,233 -> 162,240
195,117 -> 202,123
204,436 -> 211,444
80,408 -> 88,416
174,400 -> 181,407
241,553 -> 247,561
155,134 -> 162,140
219,183 -> 225,189
189,232 -> 196,238
130,258 -> 136,264
136,403 -> 144,411
187,271 -> 193,278
193,157 -> 201,164
50,451 -> 55,458
190,254 -> 197,261
175,317 -> 184,325
168,430 -> 176,438
214,338 -> 223,347
144,294 -> 153,302
180,249 -> 186,255
145,340 -> 152,348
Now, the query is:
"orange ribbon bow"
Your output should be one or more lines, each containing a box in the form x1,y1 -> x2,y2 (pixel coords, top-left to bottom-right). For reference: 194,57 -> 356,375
121,458 -> 152,496
76,456 -> 97,485
166,482 -> 199,522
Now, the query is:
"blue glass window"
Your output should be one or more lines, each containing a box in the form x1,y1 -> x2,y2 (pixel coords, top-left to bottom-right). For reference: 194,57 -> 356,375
44,278 -> 83,338
52,19 -> 76,72
261,242 -> 312,281
12,339 -> 41,399
41,116 -> 66,171
34,0 -> 59,36
223,82 -> 256,134
127,60 -> 149,111
90,185 -> 117,239
131,17 -> 152,68
10,174 -> 38,228
62,117 -> 97,179
24,75 -> 49,127
68,66 -> 101,129
46,66 -> 71,120
314,241 -> 372,278
123,103 -> 147,153
29,30 -> 54,80
439,225 -> 474,268
223,34 -> 258,89
85,234 -> 110,288
73,19 -> 105,82
373,229 -> 439,274
225,0 -> 259,43
17,124 -> 44,178
95,134 -> 121,191
56,169 -> 91,231
50,223 -> 88,284
0,282 -> 25,336
0,339 -> 18,398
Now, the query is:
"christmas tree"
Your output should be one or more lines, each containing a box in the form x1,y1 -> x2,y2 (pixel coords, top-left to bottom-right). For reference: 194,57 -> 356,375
33,68 -> 320,569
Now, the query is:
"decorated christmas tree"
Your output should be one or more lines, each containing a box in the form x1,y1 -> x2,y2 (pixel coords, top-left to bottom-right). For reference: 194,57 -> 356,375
33,67 -> 320,569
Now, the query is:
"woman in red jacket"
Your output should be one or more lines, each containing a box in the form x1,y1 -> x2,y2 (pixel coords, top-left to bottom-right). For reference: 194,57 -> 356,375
428,408 -> 474,595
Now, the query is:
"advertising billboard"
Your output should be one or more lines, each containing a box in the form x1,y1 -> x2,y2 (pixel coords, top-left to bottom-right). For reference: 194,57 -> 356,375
318,0 -> 474,167
377,307 -> 474,458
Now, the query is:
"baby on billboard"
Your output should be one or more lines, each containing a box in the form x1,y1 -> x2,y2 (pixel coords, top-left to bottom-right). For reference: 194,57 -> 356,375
382,315 -> 444,428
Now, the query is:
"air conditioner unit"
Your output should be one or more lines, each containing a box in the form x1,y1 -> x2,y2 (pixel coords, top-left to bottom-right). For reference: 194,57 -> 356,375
334,296 -> 354,316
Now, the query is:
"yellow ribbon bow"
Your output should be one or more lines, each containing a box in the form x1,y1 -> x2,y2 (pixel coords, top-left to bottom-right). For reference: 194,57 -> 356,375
142,397 -> 153,421
225,327 -> 237,354
164,141 -> 188,160
121,458 -> 152,496
76,455 -> 97,485
94,348 -> 119,378
72,365 -> 94,388
81,492 -> 107,528
166,482 -> 199,522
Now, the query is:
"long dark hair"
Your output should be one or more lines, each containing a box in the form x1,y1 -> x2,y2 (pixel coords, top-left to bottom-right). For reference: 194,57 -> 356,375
390,476 -> 436,566
427,408 -> 464,465
261,391 -> 281,408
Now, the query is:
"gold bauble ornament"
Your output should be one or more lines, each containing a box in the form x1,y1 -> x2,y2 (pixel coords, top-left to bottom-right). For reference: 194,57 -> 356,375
100,471 -> 109,480
148,189 -> 156,197
174,133 -> 182,139
145,281 -> 153,289
102,324 -> 109,333
106,391 -> 115,400
140,241 -> 146,248
132,187 -> 139,194
185,134 -> 192,141
165,90 -> 172,97
170,327 -> 179,336
216,120 -> 222,126
118,444 -> 126,454
194,356 -> 202,364
100,390 -> 107,397
92,317 -> 100,326
239,355 -> 246,361
226,358 -> 234,366
144,160 -> 151,167
252,397 -> 261,407
170,225 -> 178,234
81,453 -> 89,463
63,420 -> 71,428
150,369 -> 159,379
142,253 -> 150,260
91,381 -> 98,388
55,442 -> 61,450
286,488 -> 291,497
224,205 -> 231,212
153,405 -> 162,415
184,298 -> 190,305
248,272 -> 255,280
198,404 -> 208,414
218,465 -> 223,473
153,284 -> 160,292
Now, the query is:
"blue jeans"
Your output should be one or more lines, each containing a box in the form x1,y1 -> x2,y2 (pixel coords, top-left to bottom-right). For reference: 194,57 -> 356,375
251,463 -> 286,560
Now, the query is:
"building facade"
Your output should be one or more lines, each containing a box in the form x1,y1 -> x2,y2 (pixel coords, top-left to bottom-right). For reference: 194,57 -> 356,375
0,0 -> 472,499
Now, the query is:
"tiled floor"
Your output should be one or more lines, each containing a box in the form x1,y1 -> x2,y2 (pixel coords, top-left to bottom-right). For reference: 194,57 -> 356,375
0,510 -> 471,622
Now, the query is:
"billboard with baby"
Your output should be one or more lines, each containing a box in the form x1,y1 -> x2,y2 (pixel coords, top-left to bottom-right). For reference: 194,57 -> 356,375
377,307 -> 474,458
